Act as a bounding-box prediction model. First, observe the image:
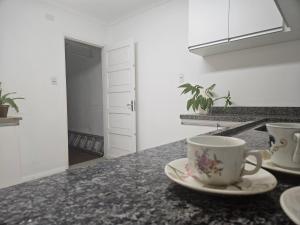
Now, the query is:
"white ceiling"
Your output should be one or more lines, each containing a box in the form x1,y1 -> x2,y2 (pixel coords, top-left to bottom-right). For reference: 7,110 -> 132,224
48,0 -> 170,24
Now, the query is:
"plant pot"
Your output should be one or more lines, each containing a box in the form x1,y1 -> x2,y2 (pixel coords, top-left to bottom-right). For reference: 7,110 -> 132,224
0,105 -> 9,118
198,108 -> 209,115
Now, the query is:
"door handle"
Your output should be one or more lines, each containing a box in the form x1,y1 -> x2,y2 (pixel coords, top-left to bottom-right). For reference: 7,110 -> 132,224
126,100 -> 134,111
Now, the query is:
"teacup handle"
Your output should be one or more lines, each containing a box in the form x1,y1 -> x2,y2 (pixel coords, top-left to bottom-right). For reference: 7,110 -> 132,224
242,150 -> 262,176
293,133 -> 300,163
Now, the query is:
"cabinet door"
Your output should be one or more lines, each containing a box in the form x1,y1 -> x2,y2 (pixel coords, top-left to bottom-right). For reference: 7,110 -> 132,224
229,0 -> 283,39
189,0 -> 229,47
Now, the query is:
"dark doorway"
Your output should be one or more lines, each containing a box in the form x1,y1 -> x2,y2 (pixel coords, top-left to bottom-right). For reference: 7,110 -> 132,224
65,39 -> 104,166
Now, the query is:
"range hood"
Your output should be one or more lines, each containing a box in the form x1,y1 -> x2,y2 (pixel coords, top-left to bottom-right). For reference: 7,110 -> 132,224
274,0 -> 300,30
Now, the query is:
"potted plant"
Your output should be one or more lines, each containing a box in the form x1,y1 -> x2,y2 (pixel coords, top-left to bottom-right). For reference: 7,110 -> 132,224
0,83 -> 24,117
179,83 -> 232,114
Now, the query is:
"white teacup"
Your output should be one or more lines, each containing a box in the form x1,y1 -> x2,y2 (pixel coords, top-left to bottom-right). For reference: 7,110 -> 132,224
187,136 -> 262,186
267,123 -> 300,169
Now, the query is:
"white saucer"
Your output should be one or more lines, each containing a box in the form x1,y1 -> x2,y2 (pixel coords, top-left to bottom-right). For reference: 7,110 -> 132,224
247,150 -> 300,176
164,158 -> 277,196
280,186 -> 300,225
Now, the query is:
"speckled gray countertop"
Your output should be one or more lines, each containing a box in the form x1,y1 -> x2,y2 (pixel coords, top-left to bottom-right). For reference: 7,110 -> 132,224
0,108 -> 300,225
180,107 -> 300,122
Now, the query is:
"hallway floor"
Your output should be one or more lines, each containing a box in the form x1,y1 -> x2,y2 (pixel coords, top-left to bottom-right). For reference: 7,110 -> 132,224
68,148 -> 100,165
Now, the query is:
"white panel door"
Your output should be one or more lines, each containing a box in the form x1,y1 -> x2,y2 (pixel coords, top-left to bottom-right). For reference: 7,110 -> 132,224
103,40 -> 136,158
189,0 -> 230,47
229,0 -> 283,39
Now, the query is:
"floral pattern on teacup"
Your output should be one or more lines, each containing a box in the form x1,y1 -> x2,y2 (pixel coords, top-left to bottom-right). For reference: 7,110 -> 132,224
195,150 -> 223,178
269,135 -> 288,154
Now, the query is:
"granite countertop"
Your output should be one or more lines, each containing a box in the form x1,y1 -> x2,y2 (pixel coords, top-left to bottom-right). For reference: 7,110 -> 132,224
0,117 -> 22,127
0,109 -> 300,224
181,106 -> 300,136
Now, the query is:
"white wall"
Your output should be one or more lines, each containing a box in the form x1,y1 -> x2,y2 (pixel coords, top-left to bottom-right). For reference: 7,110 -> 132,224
65,41 -> 103,136
1,0 -> 300,182
0,0 -> 107,180
107,0 -> 300,151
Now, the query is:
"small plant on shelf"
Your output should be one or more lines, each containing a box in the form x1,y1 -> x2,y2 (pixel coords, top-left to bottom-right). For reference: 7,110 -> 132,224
179,83 -> 232,113
0,82 -> 24,117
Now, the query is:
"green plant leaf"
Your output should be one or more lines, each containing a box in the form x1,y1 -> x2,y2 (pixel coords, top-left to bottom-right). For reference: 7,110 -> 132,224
198,96 -> 208,110
206,90 -> 214,98
187,98 -> 194,111
4,98 -> 19,112
195,85 -> 204,89
208,84 -> 216,90
180,83 -> 232,113
203,98 -> 209,110
194,97 -> 200,111
207,98 -> 214,110
179,83 -> 192,95
178,83 -> 191,89
208,90 -> 216,98
191,86 -> 196,95
195,88 -> 200,97
0,85 -> 24,112
180,87 -> 190,95
2,92 -> 16,99
197,96 -> 202,108
192,102 -> 196,112
12,97 -> 25,100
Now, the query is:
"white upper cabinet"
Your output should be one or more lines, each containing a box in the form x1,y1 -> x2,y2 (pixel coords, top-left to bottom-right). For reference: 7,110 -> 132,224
189,0 -> 229,47
274,0 -> 300,31
229,0 -> 284,39
188,0 -> 300,56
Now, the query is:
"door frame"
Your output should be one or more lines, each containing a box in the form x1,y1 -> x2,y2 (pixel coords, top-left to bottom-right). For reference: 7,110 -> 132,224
62,35 -> 105,167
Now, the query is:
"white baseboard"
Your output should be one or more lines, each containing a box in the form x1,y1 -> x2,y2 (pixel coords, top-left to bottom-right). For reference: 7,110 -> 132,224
0,180 -> 21,190
0,166 -> 67,190
21,166 -> 68,183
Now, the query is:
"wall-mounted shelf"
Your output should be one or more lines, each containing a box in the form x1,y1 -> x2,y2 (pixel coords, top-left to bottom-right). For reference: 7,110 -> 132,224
0,117 -> 22,127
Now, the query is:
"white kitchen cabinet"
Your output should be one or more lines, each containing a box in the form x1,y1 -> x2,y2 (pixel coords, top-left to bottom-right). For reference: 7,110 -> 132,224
274,0 -> 300,31
229,0 -> 284,40
188,0 -> 300,56
0,124 -> 21,189
189,0 -> 229,47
